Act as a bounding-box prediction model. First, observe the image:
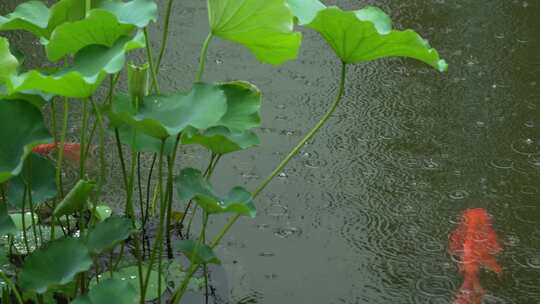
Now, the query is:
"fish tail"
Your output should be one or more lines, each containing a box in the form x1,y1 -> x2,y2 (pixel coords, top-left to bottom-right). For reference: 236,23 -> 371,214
453,275 -> 484,304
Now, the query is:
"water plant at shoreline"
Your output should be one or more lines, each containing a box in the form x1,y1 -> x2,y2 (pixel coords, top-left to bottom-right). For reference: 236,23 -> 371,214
0,0 -> 447,303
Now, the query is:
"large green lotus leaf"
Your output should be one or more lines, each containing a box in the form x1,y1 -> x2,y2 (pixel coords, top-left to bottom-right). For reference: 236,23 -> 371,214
0,203 -> 17,236
0,37 -> 19,84
306,6 -> 447,71
175,168 -> 256,217
72,278 -> 138,304
85,216 -> 134,254
208,0 -> 301,65
0,0 -> 85,39
19,237 -> 93,294
175,240 -> 221,265
0,99 -> 52,183
8,32 -> 145,98
91,265 -> 165,301
182,126 -> 259,154
46,9 -> 135,61
96,0 -> 158,28
53,180 -> 95,217
7,154 -> 57,210
286,0 -> 326,25
107,83 -> 227,139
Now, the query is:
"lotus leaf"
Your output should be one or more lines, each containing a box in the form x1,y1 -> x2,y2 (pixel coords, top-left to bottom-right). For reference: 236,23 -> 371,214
53,180 -> 95,217
107,83 -> 227,140
0,99 -> 52,183
85,216 -> 134,254
19,237 -> 93,294
46,9 -> 135,61
175,240 -> 221,265
175,168 -> 256,218
7,154 -> 57,210
208,0 -> 301,64
8,32 -> 145,98
303,6 -> 447,71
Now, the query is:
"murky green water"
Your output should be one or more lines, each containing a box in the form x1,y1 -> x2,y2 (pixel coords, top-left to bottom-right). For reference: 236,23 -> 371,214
2,0 -> 540,303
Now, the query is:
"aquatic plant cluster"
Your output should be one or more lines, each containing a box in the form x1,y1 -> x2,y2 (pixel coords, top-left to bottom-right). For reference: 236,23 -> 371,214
0,0 -> 447,303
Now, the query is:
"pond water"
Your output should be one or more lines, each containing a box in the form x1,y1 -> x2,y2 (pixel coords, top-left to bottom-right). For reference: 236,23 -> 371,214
2,0 -> 540,303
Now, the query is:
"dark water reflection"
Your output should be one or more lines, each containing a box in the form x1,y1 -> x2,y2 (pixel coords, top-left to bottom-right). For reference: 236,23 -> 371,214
2,0 -> 540,303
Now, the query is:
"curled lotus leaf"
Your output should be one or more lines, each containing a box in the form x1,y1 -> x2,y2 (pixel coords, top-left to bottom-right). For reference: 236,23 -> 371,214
7,32 -> 145,98
0,0 -> 85,39
0,99 -> 52,183
7,154 -> 57,210
53,179 -> 96,217
106,83 -> 227,140
19,237 -> 93,294
0,37 -> 19,84
208,0 -> 301,65
175,240 -> 221,265
217,81 -> 261,132
182,126 -> 259,155
180,81 -> 262,154
174,168 -> 256,218
95,0 -> 158,28
289,3 -> 447,71
285,0 -> 326,25
46,9 -> 135,61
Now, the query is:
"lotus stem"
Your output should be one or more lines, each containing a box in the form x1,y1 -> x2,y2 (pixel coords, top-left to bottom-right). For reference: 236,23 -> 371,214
140,141 -> 166,303
143,28 -> 161,94
195,33 -> 213,82
0,271 -> 23,304
156,0 -> 175,72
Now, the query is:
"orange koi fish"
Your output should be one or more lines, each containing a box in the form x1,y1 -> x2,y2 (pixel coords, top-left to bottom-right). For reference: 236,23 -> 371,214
32,143 -> 81,164
449,208 -> 502,304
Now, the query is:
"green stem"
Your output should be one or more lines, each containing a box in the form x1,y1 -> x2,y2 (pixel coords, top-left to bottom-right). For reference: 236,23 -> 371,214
165,133 -> 181,256
210,63 -> 347,249
56,97 -> 69,198
143,154 -> 157,228
114,129 -> 129,191
195,33 -> 213,82
89,98 -> 107,196
79,98 -> 89,179
20,186 -> 30,254
85,0 -> 91,16
156,0 -> 175,72
0,271 -> 23,304
143,27 -> 161,95
126,148 -> 145,295
140,141 -> 166,303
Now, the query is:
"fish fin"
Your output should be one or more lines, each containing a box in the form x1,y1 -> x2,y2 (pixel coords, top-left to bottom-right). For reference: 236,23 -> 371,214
449,226 -> 465,254
481,255 -> 502,274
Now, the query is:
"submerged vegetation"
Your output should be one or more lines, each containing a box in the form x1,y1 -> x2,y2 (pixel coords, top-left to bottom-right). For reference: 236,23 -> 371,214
0,0 -> 446,303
